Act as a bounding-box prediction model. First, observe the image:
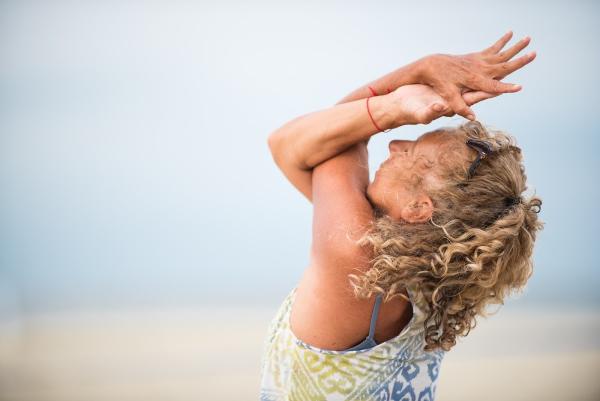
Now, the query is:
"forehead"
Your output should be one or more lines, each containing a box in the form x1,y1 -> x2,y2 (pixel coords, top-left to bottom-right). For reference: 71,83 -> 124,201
417,129 -> 471,167
417,129 -> 460,144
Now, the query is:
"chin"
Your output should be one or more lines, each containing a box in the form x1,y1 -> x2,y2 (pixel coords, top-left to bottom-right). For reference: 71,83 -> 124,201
365,185 -> 384,215
365,185 -> 374,203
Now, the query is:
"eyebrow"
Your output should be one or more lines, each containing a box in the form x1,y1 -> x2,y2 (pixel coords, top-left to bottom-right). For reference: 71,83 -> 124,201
411,143 -> 436,167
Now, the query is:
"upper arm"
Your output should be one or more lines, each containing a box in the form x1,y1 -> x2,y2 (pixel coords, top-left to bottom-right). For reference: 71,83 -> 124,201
310,143 -> 374,269
268,129 -> 375,267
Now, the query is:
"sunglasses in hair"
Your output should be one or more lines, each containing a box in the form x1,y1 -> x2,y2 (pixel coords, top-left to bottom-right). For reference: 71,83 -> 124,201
466,138 -> 494,179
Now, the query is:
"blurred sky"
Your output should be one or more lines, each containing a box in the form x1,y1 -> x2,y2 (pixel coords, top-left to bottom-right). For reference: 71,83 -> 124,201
0,0 -> 598,317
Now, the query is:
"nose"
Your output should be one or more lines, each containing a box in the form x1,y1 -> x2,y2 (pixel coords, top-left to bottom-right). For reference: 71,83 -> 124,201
389,139 -> 412,153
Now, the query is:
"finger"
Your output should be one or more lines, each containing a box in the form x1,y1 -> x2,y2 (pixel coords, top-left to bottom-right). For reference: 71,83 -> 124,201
494,36 -> 531,62
493,51 -> 537,79
463,91 -> 499,106
483,30 -> 513,55
441,86 -> 476,121
473,77 -> 522,93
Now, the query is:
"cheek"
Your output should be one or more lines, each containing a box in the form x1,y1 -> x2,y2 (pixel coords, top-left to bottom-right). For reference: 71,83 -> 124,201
377,161 -> 403,180
424,172 -> 444,191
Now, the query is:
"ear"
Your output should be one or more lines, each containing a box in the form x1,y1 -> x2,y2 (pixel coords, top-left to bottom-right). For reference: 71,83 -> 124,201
400,193 -> 433,223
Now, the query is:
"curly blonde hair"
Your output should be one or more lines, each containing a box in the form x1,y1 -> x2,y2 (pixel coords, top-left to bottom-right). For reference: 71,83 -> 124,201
349,121 -> 544,352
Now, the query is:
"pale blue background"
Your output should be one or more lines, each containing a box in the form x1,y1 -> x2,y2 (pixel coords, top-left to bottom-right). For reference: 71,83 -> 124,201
1,0 -> 598,317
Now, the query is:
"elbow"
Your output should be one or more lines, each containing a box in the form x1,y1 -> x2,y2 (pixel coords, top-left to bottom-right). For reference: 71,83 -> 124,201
267,131 -> 279,154
267,131 -> 284,167
268,130 -> 287,162
267,130 -> 307,170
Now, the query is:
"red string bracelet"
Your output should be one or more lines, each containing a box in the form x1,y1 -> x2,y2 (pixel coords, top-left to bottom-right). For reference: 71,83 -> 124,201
366,96 -> 390,133
368,85 -> 393,96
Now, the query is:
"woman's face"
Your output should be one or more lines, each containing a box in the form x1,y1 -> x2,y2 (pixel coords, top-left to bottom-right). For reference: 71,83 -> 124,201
366,129 -> 469,222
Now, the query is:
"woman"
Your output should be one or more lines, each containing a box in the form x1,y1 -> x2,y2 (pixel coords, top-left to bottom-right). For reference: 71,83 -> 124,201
259,32 -> 543,401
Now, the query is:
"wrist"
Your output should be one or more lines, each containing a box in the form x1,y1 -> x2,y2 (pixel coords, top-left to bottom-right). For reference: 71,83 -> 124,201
368,95 -> 397,131
390,56 -> 429,88
413,54 -> 443,85
383,86 -> 419,127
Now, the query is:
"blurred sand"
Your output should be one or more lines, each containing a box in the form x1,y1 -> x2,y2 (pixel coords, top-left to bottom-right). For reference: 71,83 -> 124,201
0,305 -> 599,401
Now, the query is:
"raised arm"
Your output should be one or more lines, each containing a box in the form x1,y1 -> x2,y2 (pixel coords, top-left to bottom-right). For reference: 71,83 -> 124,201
268,96 -> 387,201
268,84 -> 499,201
267,32 -> 535,201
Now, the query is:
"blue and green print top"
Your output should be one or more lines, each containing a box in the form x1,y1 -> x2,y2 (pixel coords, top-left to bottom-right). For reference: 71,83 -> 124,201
259,285 -> 446,400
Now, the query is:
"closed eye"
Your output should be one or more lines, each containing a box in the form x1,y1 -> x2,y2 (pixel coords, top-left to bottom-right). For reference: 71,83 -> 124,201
416,155 -> 435,169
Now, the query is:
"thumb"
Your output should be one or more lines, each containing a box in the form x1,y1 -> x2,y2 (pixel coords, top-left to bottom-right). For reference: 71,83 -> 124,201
419,102 -> 449,124
432,103 -> 445,112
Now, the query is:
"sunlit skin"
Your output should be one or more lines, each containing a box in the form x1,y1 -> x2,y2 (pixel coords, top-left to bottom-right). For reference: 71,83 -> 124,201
366,130 -> 472,223
267,32 -> 535,351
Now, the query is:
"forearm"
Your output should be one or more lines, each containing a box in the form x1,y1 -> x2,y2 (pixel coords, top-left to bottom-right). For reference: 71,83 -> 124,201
335,58 -> 424,105
269,58 -> 424,170
268,95 -> 394,170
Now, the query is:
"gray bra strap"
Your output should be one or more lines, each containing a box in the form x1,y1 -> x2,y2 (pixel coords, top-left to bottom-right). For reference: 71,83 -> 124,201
367,294 -> 383,340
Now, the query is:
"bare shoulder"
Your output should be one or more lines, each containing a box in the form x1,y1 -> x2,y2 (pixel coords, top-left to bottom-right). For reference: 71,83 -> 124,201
291,262 -> 413,350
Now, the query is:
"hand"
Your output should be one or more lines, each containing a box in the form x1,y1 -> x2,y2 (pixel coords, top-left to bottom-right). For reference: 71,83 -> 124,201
416,31 -> 536,120
386,84 -> 497,127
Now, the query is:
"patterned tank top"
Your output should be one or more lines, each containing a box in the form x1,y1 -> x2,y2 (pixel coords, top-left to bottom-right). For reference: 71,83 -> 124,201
259,285 -> 445,401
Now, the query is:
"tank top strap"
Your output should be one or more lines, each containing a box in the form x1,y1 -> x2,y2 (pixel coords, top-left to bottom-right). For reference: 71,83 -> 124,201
366,293 -> 383,340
